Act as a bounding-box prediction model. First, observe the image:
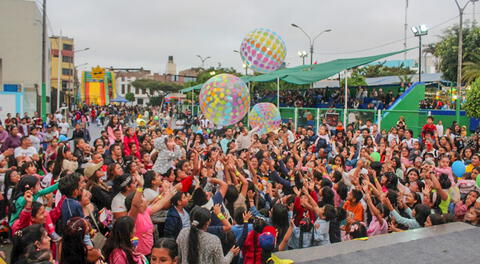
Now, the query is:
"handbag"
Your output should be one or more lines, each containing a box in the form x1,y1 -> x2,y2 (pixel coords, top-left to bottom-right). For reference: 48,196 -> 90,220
88,207 -> 107,249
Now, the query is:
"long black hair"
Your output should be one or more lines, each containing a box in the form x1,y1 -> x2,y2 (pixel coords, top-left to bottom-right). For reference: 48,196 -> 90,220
10,175 -> 39,216
61,217 -> 88,264
11,224 -> 46,264
103,216 -> 136,264
154,238 -> 178,261
271,203 -> 289,245
1,170 -> 17,219
187,207 -> 211,264
52,144 -> 69,179
414,204 -> 431,227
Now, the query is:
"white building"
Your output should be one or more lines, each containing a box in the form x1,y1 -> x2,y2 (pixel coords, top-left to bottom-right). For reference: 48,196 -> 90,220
115,70 -> 152,105
0,0 -> 51,116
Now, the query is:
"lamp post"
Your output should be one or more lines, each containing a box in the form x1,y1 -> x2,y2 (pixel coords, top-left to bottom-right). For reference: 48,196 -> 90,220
454,0 -> 478,122
298,50 -> 308,65
196,55 -> 211,68
233,50 -> 248,75
291,24 -> 331,65
411,24 -> 428,82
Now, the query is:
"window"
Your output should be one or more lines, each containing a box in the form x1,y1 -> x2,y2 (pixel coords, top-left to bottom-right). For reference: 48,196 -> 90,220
137,98 -> 144,105
135,86 -> 139,94
122,84 -> 125,94
142,88 -> 146,95
62,56 -> 73,63
63,44 -> 73,51
127,84 -> 131,93
62,68 -> 73,76
62,80 -> 68,89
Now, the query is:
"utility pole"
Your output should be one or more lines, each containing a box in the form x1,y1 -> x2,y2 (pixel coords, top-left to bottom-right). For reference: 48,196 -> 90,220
454,0 -> 474,123
41,0 -> 47,120
404,0 -> 409,61
56,32 -> 62,112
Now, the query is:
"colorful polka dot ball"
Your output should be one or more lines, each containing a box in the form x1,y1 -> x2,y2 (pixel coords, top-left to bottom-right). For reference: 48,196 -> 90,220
240,28 -> 287,73
199,74 -> 250,126
249,103 -> 282,134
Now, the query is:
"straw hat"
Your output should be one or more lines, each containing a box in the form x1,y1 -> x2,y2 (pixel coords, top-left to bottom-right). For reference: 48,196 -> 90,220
84,162 -> 104,179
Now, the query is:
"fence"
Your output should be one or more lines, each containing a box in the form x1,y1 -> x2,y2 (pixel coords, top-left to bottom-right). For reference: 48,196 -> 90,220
184,103 -> 475,136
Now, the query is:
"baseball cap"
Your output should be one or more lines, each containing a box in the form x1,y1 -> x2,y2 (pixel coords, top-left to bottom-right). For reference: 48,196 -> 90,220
259,226 -> 277,251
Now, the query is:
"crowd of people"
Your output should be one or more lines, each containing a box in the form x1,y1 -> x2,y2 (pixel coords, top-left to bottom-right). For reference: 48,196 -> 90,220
252,87 -> 400,110
0,103 -> 479,264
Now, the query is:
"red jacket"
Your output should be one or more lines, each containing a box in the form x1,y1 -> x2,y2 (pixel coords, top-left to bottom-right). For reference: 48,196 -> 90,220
421,123 -> 436,139
123,134 -> 140,157
293,190 -> 318,225
242,230 -> 263,264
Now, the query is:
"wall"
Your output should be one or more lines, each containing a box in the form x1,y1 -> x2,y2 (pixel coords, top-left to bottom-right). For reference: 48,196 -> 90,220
0,92 -> 23,120
0,0 -> 50,115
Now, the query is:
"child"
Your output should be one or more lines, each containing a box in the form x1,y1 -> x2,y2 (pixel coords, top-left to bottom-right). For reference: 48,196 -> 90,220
421,116 -> 437,140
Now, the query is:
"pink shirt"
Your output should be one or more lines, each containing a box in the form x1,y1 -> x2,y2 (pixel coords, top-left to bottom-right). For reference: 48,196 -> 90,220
135,208 -> 154,256
435,167 -> 455,186
109,248 -> 144,264
367,216 -> 388,237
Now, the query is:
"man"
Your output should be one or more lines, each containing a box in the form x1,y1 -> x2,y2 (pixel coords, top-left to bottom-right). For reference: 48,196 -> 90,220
58,118 -> 70,137
236,127 -> 258,150
220,128 -> 233,153
81,122 -> 91,143
104,143 -> 124,166
14,136 -> 38,163
164,192 -> 190,238
72,123 -> 85,140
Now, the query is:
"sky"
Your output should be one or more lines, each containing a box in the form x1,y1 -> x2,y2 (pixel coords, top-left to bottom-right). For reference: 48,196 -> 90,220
43,0 -> 478,74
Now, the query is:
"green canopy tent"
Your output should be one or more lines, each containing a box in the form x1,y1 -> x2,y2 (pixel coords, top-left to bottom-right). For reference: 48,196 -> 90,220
180,48 -> 415,125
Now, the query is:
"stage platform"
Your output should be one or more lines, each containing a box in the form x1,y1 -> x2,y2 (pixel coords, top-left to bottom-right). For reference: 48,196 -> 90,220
275,222 -> 480,264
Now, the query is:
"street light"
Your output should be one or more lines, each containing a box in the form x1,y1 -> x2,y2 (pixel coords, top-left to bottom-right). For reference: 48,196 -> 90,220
411,24 -> 428,82
74,47 -> 90,53
291,23 -> 331,65
297,50 -> 308,65
196,55 -> 211,68
454,0 -> 478,123
233,50 -> 248,75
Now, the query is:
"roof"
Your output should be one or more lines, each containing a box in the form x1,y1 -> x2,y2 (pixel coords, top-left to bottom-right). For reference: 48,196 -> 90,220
179,48 -> 415,92
367,59 -> 416,68
366,73 -> 444,86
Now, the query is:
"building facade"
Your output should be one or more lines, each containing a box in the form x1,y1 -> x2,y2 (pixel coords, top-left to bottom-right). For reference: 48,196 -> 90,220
0,0 -> 51,116
114,61 -> 199,106
50,36 -> 75,111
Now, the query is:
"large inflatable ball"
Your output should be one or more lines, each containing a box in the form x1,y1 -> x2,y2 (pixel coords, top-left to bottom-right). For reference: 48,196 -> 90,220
199,74 -> 250,126
240,28 -> 287,73
249,103 -> 282,134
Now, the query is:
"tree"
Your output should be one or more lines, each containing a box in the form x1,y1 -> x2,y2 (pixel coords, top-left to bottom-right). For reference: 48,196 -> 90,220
464,78 -> 480,118
434,24 -> 480,82
358,63 -> 416,78
463,54 -> 480,84
131,79 -> 183,98
341,69 -> 367,87
125,92 -> 135,102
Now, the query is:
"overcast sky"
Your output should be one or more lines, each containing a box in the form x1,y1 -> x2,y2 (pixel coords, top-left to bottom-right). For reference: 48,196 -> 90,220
44,0 -> 477,74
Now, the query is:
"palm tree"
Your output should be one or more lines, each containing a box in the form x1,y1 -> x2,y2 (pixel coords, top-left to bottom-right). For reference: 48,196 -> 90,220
463,54 -> 480,84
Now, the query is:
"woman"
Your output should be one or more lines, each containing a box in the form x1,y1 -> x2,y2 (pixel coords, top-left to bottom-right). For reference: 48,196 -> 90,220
10,224 -> 51,264
61,217 -> 103,264
52,145 -> 78,180
124,127 -> 140,157
151,238 -> 178,264
103,216 -> 147,264
86,162 -> 113,210
176,207 -> 239,264
107,163 -> 124,187
107,115 -> 123,145
153,135 -> 182,175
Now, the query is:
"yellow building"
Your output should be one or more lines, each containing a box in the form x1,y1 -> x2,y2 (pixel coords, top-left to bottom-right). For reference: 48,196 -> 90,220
49,36 -> 75,111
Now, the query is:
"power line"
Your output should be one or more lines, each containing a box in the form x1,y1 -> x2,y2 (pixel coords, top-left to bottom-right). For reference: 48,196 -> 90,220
313,15 -> 460,55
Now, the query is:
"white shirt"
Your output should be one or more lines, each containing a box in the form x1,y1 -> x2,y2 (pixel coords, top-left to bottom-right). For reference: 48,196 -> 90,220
143,188 -> 159,202
111,193 -> 127,213
14,146 -> 37,158
29,135 -> 41,151
55,113 -> 63,120
58,122 -> 70,135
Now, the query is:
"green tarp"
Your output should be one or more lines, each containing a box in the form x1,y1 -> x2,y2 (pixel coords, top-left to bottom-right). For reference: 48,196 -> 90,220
179,48 -> 414,92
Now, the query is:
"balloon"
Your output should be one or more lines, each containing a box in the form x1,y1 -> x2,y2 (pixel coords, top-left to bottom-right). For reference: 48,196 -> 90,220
154,116 -> 159,121
249,103 -> 282,135
199,74 -> 250,126
370,152 -> 381,162
240,28 -> 287,73
476,174 -> 480,188
452,160 -> 466,178
58,135 -> 68,142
